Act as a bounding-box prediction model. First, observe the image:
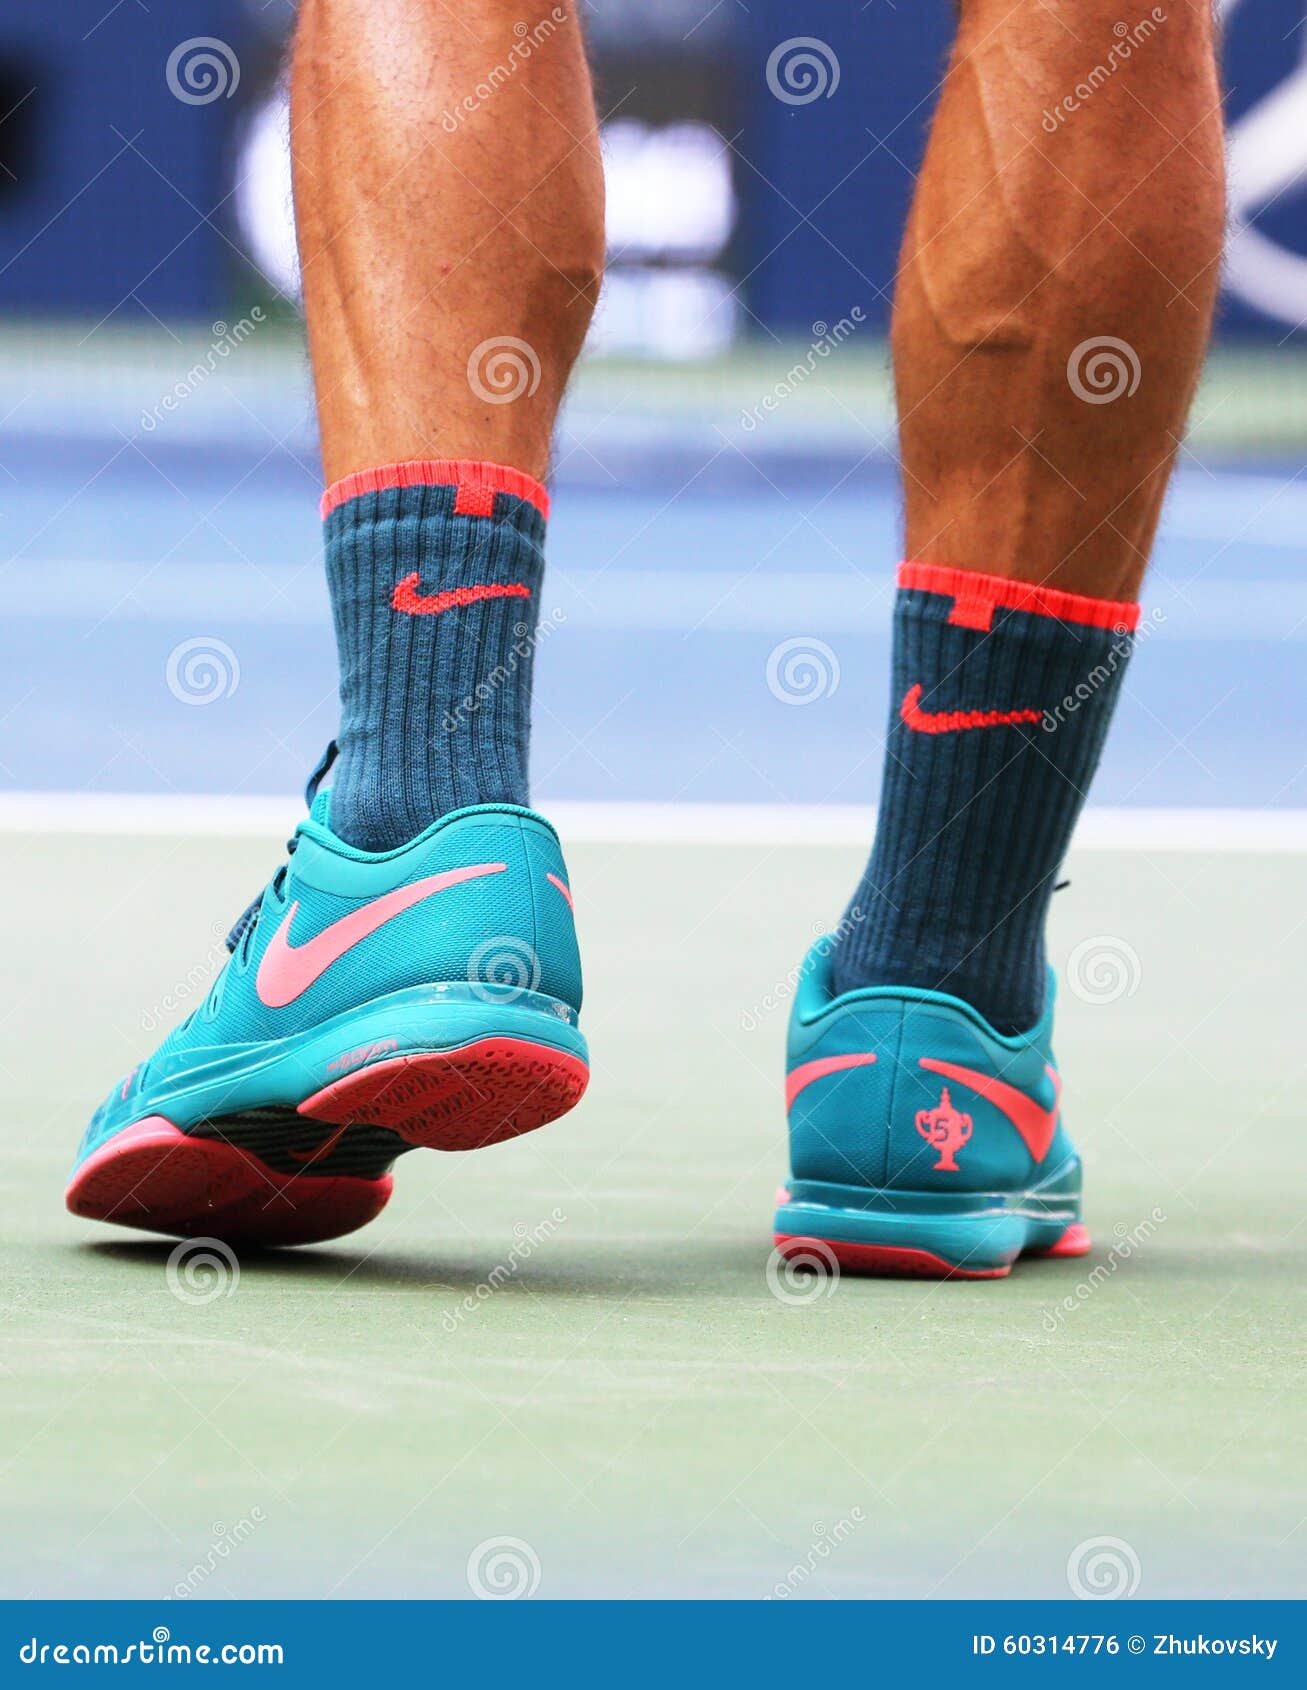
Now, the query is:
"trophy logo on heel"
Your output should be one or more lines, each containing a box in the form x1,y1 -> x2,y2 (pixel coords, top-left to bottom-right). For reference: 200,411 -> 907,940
915,1086 -> 973,1172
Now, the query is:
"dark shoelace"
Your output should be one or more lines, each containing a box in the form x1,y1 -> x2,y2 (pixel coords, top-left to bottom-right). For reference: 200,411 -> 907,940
225,741 -> 338,957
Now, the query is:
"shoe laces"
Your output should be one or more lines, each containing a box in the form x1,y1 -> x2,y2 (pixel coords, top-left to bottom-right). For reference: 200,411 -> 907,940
225,741 -> 338,958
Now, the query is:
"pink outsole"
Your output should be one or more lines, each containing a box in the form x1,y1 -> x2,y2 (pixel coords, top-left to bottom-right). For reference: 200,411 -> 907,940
775,1233 -> 1011,1280
1034,1220 -> 1092,1258
297,1038 -> 590,1152
773,1221 -> 1091,1282
66,1039 -> 589,1246
65,1117 -> 392,1247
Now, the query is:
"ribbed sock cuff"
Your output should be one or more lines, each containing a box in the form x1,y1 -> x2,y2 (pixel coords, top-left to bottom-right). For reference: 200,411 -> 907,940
323,460 -> 547,851
832,561 -> 1138,1031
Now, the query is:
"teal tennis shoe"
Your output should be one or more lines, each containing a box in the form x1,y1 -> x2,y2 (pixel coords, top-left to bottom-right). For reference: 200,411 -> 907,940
67,787 -> 588,1246
773,939 -> 1089,1279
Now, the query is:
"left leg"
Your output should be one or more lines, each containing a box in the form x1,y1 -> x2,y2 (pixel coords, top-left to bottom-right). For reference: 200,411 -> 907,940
775,0 -> 1224,1279
841,0 -> 1224,1027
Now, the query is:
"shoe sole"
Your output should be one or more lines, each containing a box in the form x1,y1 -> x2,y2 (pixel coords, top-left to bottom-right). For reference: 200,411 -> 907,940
66,1036 -> 588,1248
773,1222 -> 1091,1281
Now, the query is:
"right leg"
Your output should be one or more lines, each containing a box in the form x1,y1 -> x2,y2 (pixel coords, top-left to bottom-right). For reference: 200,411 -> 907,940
293,0 -> 605,846
67,2 -> 603,1246
294,0 -> 603,487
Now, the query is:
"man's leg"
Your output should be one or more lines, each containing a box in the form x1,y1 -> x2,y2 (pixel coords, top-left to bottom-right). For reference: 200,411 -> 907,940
293,0 -> 602,486
831,0 -> 1224,1026
67,1 -> 603,1246
292,0 -> 604,846
776,1 -> 1222,1278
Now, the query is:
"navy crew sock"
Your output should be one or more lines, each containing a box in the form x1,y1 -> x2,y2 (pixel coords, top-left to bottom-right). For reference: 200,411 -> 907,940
322,459 -> 548,852
830,562 -> 1139,1033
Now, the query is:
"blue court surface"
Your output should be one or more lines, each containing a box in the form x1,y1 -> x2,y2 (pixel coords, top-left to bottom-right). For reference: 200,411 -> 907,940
0,331 -> 1304,813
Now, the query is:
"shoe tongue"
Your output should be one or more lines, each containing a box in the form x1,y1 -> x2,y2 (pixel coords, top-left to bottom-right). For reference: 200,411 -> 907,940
310,788 -> 333,826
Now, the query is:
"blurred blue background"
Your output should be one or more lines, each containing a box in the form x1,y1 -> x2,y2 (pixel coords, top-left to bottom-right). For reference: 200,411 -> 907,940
0,0 -> 1304,808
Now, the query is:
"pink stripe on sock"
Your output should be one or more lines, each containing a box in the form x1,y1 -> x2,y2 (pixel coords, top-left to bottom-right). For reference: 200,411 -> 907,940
322,459 -> 550,521
898,561 -> 1140,634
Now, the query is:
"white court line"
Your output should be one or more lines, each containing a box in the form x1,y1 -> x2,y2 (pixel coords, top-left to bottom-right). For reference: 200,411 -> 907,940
1,792 -> 1305,850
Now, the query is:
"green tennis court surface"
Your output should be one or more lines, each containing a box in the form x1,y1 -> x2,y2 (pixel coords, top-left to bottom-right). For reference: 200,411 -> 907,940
1,829 -> 1303,1600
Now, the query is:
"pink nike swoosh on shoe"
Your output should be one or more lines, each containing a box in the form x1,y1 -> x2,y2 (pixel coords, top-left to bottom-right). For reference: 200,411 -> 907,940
255,862 -> 507,1008
786,1052 -> 878,1109
917,1056 -> 1062,1162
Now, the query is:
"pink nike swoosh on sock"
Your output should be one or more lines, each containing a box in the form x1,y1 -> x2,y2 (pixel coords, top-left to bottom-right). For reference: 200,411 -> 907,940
900,683 -> 1042,735
391,576 -> 531,616
255,862 -> 507,1008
